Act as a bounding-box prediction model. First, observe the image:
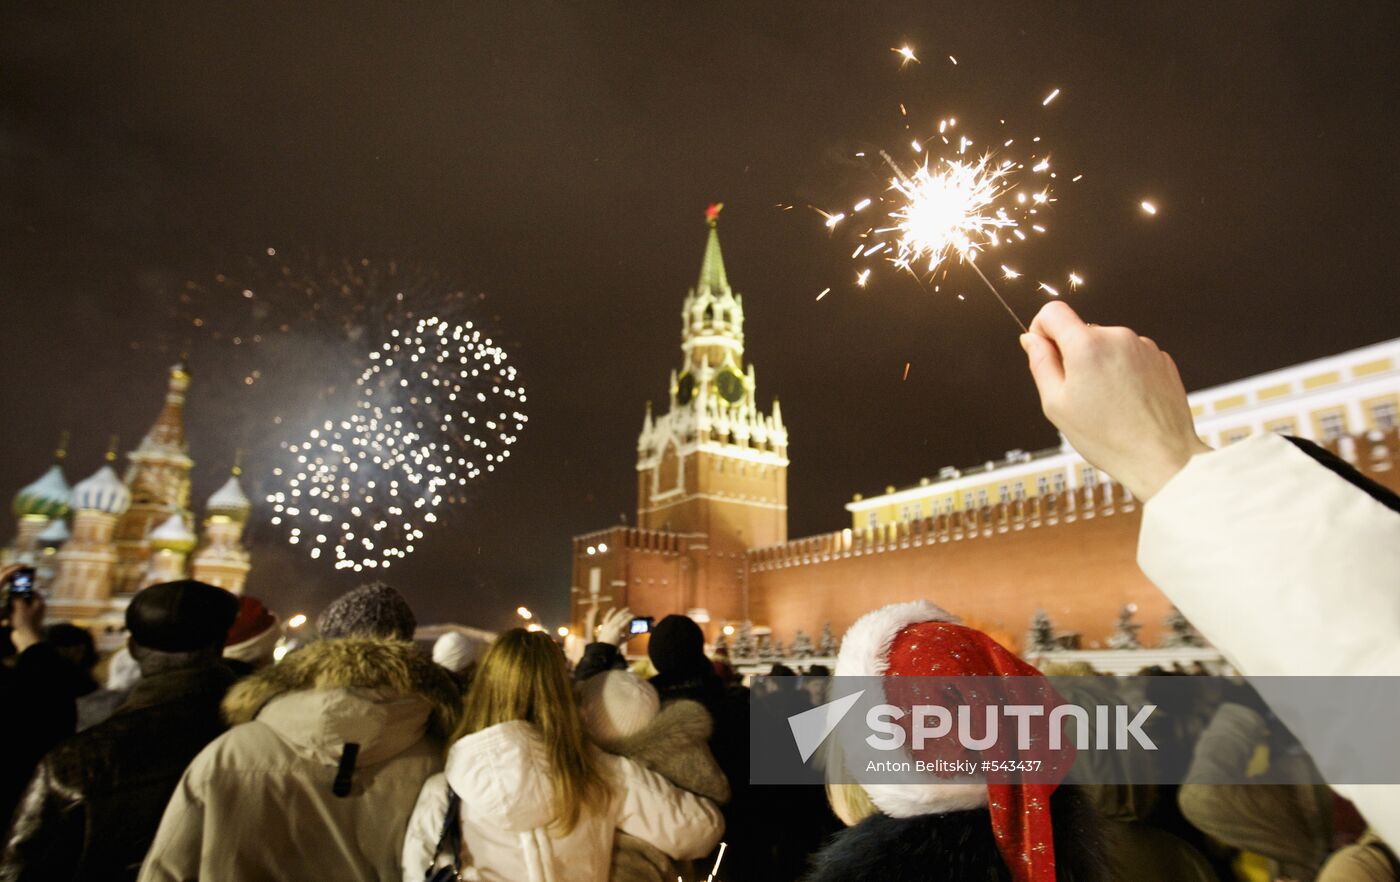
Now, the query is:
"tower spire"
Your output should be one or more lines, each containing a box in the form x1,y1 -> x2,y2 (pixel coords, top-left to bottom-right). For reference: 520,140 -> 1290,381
697,203 -> 729,296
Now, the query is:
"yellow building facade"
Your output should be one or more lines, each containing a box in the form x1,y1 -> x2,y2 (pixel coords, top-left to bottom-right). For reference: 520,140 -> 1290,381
848,338 -> 1400,530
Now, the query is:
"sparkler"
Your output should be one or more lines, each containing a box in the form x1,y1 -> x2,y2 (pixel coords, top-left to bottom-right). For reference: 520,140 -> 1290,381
816,65 -> 1083,330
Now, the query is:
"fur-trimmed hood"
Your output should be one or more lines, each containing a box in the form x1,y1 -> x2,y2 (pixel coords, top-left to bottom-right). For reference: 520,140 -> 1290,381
222,637 -> 461,746
604,699 -> 730,804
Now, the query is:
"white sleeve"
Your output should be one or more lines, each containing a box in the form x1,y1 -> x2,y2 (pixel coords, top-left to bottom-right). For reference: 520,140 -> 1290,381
610,755 -> 725,861
402,773 -> 451,882
1138,432 -> 1400,678
1138,432 -> 1400,844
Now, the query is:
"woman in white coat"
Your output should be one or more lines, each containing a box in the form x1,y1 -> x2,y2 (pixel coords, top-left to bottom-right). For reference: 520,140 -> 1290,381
403,628 -> 724,882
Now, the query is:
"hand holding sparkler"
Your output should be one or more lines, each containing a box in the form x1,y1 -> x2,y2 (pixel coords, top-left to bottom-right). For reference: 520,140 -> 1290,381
1020,301 -> 1211,501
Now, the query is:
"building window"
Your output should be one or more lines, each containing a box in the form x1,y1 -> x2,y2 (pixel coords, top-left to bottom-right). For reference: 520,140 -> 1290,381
1014,483 -> 1026,501
1373,400 -> 1398,429
1266,419 -> 1297,435
1081,466 -> 1098,488
1052,472 -> 1066,493
1318,411 -> 1347,441
1036,476 -> 1049,496
943,497 -> 955,514
1224,428 -> 1251,446
977,489 -> 989,508
998,485 -> 1010,504
866,512 -> 878,529
963,492 -> 975,510
899,505 -> 912,522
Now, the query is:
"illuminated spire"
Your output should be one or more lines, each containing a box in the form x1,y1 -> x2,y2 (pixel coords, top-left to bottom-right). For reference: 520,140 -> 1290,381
136,362 -> 191,455
697,204 -> 730,297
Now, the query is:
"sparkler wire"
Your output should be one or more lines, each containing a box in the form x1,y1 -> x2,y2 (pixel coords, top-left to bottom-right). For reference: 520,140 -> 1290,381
966,258 -> 1029,333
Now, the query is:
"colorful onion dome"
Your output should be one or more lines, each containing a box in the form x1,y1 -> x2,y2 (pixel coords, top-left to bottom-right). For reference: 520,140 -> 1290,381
13,464 -> 71,519
71,464 -> 132,516
148,512 -> 197,553
207,473 -> 251,521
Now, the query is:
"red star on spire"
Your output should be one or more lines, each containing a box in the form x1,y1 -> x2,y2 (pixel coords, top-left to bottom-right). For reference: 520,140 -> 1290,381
705,202 -> 724,226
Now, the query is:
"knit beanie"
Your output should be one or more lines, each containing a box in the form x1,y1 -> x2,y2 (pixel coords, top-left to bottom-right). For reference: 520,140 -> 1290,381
578,670 -> 661,751
432,631 -> 483,674
317,581 -> 417,641
647,614 -> 707,677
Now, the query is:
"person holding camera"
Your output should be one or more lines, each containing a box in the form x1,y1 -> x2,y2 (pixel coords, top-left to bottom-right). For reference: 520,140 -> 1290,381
0,565 -> 83,828
1,579 -> 239,882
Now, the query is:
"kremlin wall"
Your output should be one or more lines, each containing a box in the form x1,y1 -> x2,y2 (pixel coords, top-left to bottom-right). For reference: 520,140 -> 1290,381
570,214 -> 1400,655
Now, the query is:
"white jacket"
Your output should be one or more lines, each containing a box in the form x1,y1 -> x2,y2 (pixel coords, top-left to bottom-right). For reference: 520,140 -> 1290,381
1138,432 -> 1400,845
401,720 -> 724,882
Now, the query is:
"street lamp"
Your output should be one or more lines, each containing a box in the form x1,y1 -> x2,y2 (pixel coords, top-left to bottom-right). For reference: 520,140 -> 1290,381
557,626 -> 570,638
516,606 -> 532,621
287,613 -> 308,630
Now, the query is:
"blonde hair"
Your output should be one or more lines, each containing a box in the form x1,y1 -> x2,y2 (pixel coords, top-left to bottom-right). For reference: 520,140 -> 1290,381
821,724 -> 879,826
453,629 -> 609,833
827,781 -> 879,827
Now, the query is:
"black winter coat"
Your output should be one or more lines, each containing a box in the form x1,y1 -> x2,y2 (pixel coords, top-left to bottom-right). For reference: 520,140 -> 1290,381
0,642 -> 83,825
0,660 -> 235,882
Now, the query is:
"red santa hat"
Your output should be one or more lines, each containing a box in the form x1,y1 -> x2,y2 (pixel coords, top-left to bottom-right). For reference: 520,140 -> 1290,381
834,600 -> 1068,882
223,595 -> 282,667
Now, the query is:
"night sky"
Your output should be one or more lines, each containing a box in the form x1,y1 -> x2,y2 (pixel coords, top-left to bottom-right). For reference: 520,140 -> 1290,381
3,2 -> 1398,630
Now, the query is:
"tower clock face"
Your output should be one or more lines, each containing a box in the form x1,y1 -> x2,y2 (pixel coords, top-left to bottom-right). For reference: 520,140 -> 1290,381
676,372 -> 696,404
716,368 -> 745,403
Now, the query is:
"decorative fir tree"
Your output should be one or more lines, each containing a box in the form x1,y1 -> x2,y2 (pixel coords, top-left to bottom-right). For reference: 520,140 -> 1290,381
1107,605 -> 1142,650
771,638 -> 786,660
733,621 -> 757,660
1025,609 -> 1056,654
1160,607 -> 1205,648
713,629 -> 729,655
817,622 -> 839,658
789,629 -> 815,659
757,633 -> 775,661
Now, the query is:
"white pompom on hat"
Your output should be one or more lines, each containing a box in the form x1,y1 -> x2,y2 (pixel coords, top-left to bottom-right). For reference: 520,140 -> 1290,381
577,670 -> 661,751
432,631 -> 483,674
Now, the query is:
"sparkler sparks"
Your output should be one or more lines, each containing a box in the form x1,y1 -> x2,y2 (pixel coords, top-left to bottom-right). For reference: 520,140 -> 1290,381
813,53 -> 1095,331
893,45 -> 919,65
1140,200 -> 1158,215
1068,271 -> 1084,290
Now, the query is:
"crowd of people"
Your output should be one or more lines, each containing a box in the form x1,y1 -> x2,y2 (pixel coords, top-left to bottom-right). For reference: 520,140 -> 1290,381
0,300 -> 1396,881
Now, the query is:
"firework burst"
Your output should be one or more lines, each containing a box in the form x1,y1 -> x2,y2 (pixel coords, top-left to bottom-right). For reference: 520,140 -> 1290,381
178,251 -> 527,569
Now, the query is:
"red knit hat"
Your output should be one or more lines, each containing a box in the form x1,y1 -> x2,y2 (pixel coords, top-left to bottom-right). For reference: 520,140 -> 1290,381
225,595 -> 277,647
834,600 -> 1071,882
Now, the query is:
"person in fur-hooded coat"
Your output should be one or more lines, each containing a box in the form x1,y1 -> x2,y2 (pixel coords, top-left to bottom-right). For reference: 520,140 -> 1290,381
138,636 -> 461,882
578,670 -> 732,882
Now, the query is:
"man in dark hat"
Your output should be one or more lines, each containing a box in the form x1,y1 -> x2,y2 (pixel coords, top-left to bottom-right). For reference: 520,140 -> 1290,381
1,579 -> 239,882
